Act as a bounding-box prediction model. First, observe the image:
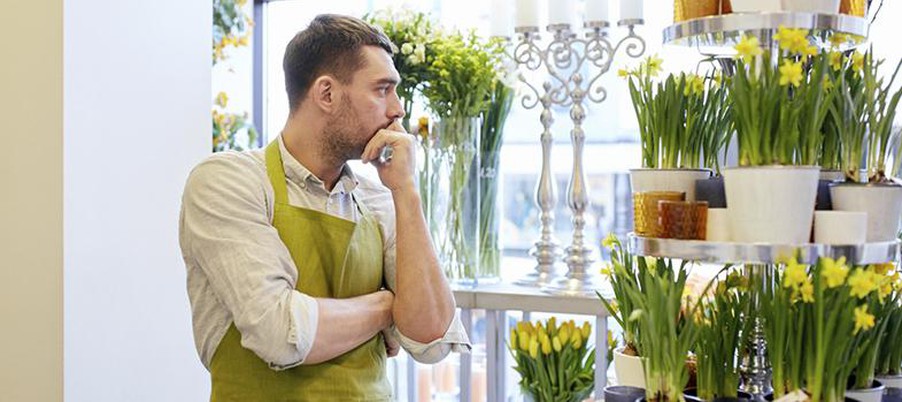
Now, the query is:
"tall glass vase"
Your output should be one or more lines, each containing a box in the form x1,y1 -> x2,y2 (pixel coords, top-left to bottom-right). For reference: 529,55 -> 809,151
419,116 -> 480,287
478,149 -> 502,284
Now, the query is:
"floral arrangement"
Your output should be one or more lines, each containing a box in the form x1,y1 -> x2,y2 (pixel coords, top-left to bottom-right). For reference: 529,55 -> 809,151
213,0 -> 253,64
729,27 -> 832,167
212,91 -> 258,152
599,234 -> 642,355
363,9 -> 436,130
761,256 -> 901,402
694,269 -> 750,401
622,56 -> 732,171
509,318 -> 595,402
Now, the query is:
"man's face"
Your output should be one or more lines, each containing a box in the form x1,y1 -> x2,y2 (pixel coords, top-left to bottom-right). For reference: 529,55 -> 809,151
323,46 -> 404,161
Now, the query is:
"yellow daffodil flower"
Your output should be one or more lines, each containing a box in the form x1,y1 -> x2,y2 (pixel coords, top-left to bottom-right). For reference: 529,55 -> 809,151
799,281 -> 815,303
779,60 -> 804,87
602,233 -> 619,248
829,51 -> 845,71
830,33 -> 849,48
684,74 -> 705,96
607,330 -> 616,348
853,304 -> 876,334
618,68 -> 632,79
601,264 -> 613,277
821,256 -> 849,288
774,26 -> 811,55
873,262 -> 894,275
783,259 -> 808,289
848,268 -> 879,299
735,35 -> 763,63
851,52 -> 865,73
645,54 -> 663,77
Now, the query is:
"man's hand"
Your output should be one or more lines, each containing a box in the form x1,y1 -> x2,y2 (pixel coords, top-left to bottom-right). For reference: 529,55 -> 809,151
361,120 -> 417,193
382,327 -> 401,358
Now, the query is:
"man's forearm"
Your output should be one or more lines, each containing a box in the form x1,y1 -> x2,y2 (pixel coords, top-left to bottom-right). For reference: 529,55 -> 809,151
303,290 -> 393,364
391,188 -> 456,343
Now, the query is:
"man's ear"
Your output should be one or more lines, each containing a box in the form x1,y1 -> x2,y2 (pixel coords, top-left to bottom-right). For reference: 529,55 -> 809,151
311,76 -> 337,113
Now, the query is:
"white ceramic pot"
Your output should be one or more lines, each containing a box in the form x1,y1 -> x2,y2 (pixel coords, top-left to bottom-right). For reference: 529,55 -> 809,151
731,0 -> 782,12
814,211 -> 867,245
629,168 -> 712,202
613,347 -> 646,389
782,0 -> 841,13
706,208 -> 731,242
846,380 -> 886,402
877,374 -> 902,389
830,183 -> 902,242
723,166 -> 819,244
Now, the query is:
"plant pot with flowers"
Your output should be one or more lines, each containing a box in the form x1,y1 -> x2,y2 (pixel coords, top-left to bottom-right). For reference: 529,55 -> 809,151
599,234 -> 646,388
509,317 -> 595,402
829,49 -> 902,242
761,256 -> 890,402
724,29 -> 831,244
875,278 -> 902,388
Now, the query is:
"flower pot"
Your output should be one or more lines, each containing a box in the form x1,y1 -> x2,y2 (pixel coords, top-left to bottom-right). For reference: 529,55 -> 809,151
723,166 -> 819,244
630,168 -> 712,202
817,170 -> 844,210
782,0 -> 841,13
840,0 -> 867,16
706,208 -> 731,241
614,347 -> 646,389
605,385 -> 647,402
696,176 -> 726,208
684,387 -> 754,402
830,182 -> 902,242
877,374 -> 902,389
846,380 -> 885,402
814,211 -> 867,245
674,0 -> 720,22
730,0 -> 781,12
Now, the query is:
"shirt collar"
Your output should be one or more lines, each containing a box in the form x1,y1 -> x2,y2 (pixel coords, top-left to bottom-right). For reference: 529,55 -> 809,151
277,135 -> 359,194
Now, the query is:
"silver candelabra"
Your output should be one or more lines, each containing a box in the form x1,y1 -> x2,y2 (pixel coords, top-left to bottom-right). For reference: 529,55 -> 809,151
510,19 -> 646,295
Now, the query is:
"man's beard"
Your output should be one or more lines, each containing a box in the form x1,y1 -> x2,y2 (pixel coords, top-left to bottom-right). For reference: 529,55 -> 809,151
322,98 -> 369,163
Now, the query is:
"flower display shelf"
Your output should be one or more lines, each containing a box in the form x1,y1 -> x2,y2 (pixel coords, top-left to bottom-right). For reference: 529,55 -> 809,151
662,12 -> 868,53
627,234 -> 900,265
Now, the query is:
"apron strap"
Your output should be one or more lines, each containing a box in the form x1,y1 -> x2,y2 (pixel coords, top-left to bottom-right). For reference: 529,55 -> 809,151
265,140 -> 290,205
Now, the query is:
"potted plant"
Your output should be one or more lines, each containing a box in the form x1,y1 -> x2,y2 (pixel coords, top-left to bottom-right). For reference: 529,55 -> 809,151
692,269 -> 750,402
761,256 -> 884,402
624,57 -> 717,203
846,264 -> 902,402
724,29 -> 829,244
599,234 -> 646,388
829,49 -> 902,242
509,318 -> 595,402
875,276 -> 902,388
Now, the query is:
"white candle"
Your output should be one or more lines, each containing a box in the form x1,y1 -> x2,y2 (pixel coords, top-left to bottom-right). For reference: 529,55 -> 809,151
515,0 -> 540,28
548,0 -> 575,25
620,0 -> 643,21
490,0 -> 514,36
586,0 -> 610,22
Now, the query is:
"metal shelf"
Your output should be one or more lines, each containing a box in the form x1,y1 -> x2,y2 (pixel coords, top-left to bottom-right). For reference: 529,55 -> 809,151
662,12 -> 868,53
627,234 -> 900,265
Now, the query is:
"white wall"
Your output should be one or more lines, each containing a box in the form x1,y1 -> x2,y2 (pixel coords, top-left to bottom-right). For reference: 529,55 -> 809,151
0,1 -> 63,401
63,0 -> 211,401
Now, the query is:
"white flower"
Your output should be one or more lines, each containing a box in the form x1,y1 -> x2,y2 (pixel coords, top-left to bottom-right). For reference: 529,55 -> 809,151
413,44 -> 426,64
407,55 -> 419,65
401,42 -> 414,55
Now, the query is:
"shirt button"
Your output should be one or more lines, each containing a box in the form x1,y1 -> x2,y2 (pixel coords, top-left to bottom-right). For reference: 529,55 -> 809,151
299,182 -> 307,189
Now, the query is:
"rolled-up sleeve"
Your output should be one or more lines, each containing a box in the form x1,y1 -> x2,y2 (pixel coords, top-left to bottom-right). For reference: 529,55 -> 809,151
181,154 -> 318,370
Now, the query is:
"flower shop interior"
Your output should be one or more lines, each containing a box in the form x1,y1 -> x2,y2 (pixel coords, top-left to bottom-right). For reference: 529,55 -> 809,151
4,0 -> 902,401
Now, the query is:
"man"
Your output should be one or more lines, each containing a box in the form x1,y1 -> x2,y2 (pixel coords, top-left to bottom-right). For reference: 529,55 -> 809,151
180,14 -> 469,401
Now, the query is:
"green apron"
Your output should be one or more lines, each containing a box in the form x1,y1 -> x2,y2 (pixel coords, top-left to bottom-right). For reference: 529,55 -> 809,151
209,141 -> 391,401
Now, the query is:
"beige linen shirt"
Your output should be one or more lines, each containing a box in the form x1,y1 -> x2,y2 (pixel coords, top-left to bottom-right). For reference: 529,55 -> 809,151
180,136 -> 469,370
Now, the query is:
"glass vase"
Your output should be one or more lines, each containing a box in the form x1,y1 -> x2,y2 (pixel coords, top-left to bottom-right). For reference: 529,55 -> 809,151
419,116 -> 480,287
477,149 -> 501,284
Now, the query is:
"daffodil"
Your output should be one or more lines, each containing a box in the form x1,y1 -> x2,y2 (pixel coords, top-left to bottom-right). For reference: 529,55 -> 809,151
821,256 -> 849,288
851,51 -> 865,73
848,268 -> 879,299
783,259 -> 808,289
830,33 -> 849,48
799,280 -> 815,303
645,54 -> 663,77
601,264 -> 613,277
873,262 -> 894,275
618,68 -> 632,78
779,60 -> 804,87
853,304 -> 876,334
602,233 -> 619,248
774,26 -> 811,56
828,51 -> 845,71
734,35 -> 763,63
684,74 -> 705,96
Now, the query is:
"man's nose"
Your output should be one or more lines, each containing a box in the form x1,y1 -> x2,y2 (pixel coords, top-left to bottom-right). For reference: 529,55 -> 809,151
388,92 -> 405,120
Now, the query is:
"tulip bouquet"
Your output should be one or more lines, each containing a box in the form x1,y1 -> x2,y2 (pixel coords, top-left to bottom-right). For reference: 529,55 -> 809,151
509,318 -> 595,402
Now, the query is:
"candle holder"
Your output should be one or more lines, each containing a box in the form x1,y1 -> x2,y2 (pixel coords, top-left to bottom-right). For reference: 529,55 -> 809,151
511,20 -> 646,295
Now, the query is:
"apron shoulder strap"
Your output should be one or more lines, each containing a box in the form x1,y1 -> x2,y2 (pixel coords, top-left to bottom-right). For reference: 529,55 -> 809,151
265,140 -> 290,204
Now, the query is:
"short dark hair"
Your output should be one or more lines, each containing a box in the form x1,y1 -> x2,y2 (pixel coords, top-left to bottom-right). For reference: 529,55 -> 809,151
283,14 -> 394,112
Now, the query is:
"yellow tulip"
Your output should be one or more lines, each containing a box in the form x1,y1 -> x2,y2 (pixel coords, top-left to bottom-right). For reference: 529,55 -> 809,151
581,322 -> 591,340
553,337 -> 562,353
571,331 -> 583,349
519,331 -> 531,352
529,337 -> 539,358
510,329 -> 518,349
559,325 -> 570,344
547,317 -> 557,334
541,337 -> 552,355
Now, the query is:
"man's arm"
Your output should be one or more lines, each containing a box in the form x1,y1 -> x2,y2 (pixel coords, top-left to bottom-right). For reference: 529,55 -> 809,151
181,155 -> 394,368
362,126 -> 456,343
304,291 -> 393,364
